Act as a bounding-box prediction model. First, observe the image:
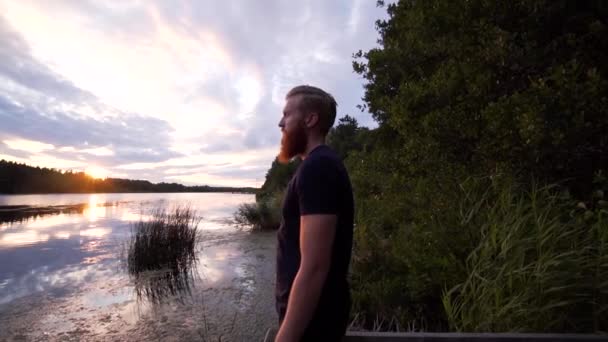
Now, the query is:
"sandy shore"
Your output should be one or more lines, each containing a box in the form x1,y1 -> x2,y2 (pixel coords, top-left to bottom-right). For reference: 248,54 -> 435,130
0,229 -> 277,342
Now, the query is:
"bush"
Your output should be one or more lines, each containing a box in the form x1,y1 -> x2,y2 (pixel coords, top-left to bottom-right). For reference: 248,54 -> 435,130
234,191 -> 282,231
349,168 -> 482,331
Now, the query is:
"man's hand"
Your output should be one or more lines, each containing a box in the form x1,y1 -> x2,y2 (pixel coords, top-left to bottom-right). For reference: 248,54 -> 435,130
275,214 -> 337,342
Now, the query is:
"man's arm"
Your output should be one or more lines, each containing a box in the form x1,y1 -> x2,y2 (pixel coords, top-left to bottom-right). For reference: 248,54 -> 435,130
275,214 -> 337,342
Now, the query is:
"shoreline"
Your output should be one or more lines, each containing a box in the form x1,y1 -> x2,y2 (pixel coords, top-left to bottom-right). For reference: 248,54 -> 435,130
0,228 -> 277,341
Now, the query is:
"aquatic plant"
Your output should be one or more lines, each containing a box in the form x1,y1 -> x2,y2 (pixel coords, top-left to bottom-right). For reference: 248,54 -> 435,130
126,206 -> 200,303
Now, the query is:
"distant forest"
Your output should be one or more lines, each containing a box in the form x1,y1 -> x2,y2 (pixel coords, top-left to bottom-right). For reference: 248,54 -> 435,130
0,160 -> 258,194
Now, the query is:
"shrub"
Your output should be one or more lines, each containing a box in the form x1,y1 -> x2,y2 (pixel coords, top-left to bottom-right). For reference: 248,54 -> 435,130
234,191 -> 282,231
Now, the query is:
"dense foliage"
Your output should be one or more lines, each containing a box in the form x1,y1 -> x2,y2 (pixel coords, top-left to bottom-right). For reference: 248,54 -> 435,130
256,158 -> 301,203
348,0 -> 608,332
0,160 -> 257,194
353,0 -> 608,195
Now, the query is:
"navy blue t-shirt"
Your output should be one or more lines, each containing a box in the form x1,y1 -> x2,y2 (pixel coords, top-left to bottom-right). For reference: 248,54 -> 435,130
275,145 -> 354,335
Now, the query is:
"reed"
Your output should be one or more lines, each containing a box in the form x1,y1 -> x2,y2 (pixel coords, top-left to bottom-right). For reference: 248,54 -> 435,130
443,181 -> 608,332
127,206 -> 200,275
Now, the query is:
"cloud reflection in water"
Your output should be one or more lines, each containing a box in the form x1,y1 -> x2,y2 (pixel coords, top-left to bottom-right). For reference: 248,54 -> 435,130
0,193 -> 253,309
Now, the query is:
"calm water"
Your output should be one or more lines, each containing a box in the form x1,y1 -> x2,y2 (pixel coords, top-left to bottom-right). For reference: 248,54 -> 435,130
0,193 -> 277,341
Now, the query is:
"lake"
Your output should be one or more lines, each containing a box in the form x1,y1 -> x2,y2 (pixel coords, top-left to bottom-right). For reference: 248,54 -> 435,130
0,193 -> 277,341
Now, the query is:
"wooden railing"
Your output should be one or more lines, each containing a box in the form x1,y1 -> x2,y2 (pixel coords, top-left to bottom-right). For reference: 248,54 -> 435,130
263,329 -> 607,342
342,332 -> 607,342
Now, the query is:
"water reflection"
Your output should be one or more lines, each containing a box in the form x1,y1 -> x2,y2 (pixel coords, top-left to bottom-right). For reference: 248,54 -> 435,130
131,263 -> 197,305
0,193 -> 256,323
0,202 -> 125,228
0,193 -> 278,341
0,204 -> 87,226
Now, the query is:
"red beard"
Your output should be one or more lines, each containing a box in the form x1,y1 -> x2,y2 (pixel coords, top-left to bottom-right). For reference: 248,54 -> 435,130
278,122 -> 307,164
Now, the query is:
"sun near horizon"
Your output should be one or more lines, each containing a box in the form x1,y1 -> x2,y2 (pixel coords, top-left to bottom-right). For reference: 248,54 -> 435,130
85,166 -> 109,180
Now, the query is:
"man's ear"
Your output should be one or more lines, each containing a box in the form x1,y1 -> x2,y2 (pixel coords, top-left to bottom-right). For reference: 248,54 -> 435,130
305,112 -> 319,128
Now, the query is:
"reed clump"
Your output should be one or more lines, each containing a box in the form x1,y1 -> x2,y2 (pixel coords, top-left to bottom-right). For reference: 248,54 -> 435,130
127,206 -> 200,275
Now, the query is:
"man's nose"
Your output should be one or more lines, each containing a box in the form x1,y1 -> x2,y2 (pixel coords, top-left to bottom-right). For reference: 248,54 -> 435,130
278,118 -> 284,128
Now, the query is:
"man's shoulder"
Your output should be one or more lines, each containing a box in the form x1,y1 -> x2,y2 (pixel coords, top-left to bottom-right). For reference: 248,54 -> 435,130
302,145 -> 341,169
296,146 -> 345,184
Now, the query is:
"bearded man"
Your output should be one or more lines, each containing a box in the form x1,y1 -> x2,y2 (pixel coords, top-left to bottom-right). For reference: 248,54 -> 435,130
274,85 -> 354,342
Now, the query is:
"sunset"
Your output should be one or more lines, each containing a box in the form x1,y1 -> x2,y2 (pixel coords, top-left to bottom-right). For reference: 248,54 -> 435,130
1,1 -> 607,341
0,0 -> 386,188
84,166 -> 109,179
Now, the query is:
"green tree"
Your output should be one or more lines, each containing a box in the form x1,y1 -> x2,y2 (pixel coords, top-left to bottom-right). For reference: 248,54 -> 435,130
348,0 -> 608,332
327,115 -> 371,160
256,157 -> 301,202
354,0 -> 608,195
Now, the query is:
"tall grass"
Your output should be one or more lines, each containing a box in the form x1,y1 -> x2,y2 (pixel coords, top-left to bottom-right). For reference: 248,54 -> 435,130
443,181 -> 608,332
126,206 -> 201,303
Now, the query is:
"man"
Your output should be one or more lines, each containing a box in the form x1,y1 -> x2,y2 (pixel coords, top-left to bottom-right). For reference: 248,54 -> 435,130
275,85 -> 354,341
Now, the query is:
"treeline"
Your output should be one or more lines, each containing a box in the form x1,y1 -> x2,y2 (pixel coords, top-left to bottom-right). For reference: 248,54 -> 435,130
0,160 -> 257,194
242,0 -> 608,333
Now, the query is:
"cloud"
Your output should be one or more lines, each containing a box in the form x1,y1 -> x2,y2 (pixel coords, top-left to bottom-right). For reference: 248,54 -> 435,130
0,0 -> 390,186
0,15 -> 180,168
3,138 -> 54,153
0,16 -> 96,105
0,95 -> 179,165
157,0 -> 385,134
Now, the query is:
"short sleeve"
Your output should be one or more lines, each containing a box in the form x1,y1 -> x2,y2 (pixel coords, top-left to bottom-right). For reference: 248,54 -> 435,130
296,157 -> 340,215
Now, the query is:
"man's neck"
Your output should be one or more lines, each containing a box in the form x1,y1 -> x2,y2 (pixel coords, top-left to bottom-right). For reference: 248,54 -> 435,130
302,136 -> 325,159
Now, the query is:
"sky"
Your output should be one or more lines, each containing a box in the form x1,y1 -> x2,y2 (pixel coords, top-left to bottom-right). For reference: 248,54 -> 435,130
0,0 -> 389,188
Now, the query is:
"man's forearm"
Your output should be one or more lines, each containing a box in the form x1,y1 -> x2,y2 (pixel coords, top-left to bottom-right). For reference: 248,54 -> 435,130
276,266 -> 328,341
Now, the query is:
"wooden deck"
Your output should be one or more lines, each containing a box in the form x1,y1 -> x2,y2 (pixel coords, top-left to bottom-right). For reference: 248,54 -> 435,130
263,329 -> 607,342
